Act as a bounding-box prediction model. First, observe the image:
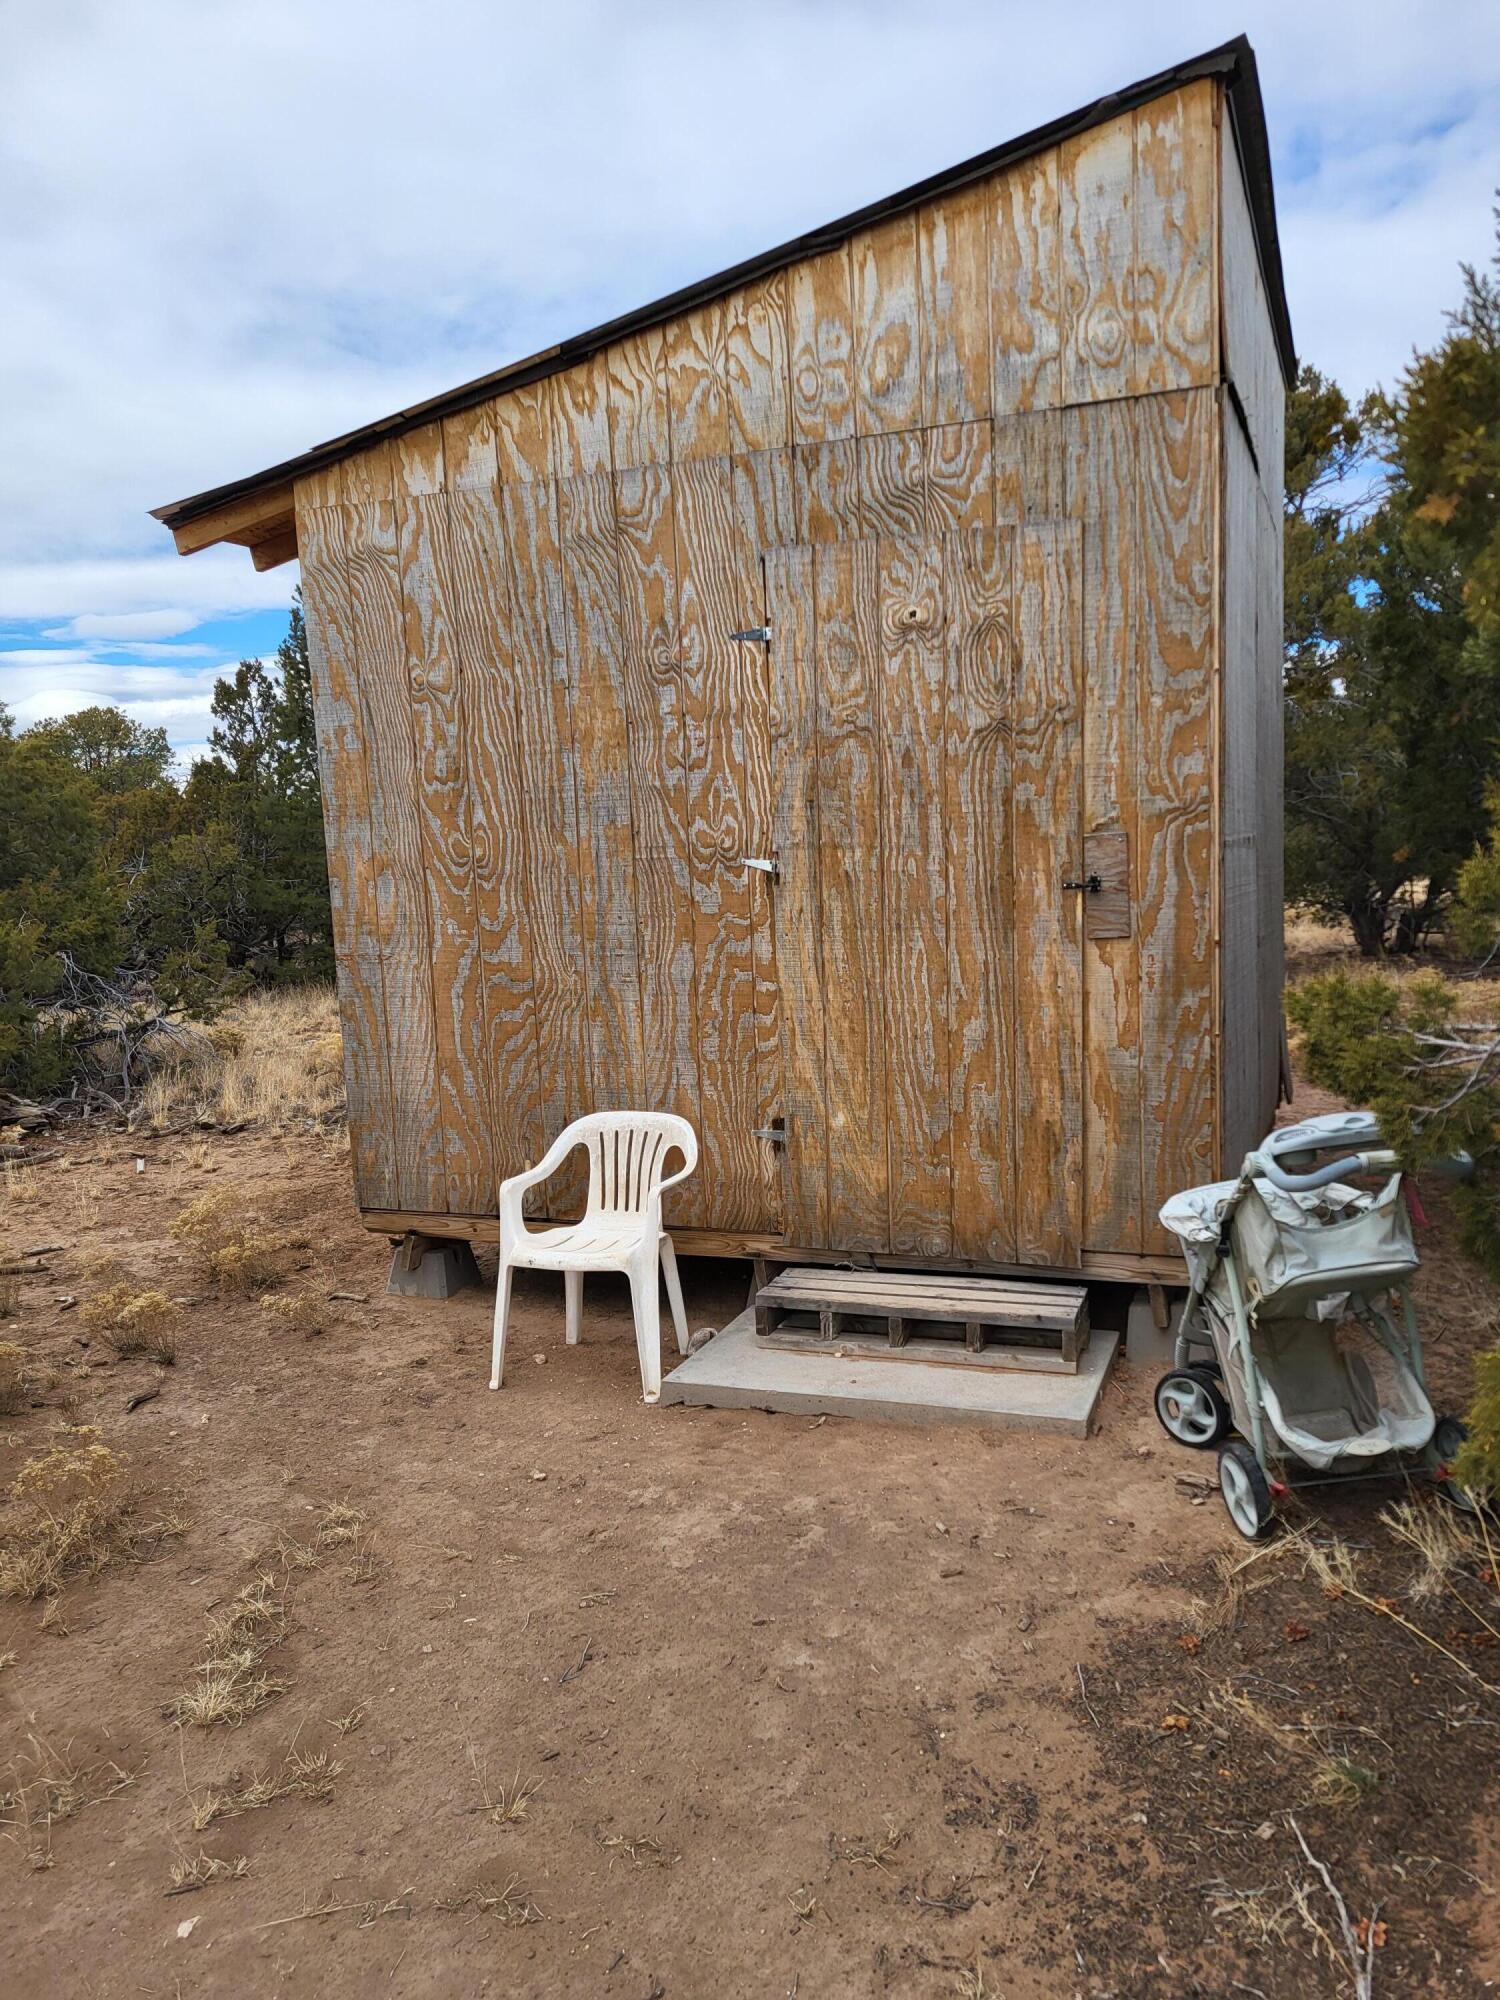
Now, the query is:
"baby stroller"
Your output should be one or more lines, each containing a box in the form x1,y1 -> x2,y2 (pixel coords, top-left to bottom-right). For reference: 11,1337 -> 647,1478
1156,1111 -> 1475,1539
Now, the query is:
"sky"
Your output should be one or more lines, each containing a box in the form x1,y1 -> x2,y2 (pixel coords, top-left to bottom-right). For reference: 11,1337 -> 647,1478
3,0 -> 1497,771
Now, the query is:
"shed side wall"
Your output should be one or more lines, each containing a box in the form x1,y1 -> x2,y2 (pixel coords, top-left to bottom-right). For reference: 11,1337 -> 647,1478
299,78 -> 1229,1258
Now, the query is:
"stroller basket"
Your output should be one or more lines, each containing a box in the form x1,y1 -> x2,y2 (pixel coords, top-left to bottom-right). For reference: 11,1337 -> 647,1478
1231,1175 -> 1417,1318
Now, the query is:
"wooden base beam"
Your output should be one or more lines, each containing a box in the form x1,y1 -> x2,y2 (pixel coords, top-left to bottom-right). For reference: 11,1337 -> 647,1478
361,1210 -> 1185,1286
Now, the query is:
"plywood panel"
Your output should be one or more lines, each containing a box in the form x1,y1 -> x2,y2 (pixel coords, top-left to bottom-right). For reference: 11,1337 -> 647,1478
858,431 -> 927,540
613,462 -> 703,1219
725,275 -> 791,454
919,182 -> 991,428
493,380 -> 556,485
944,526 -> 1016,1261
994,410 -> 1065,526
391,424 -> 495,1211
877,537 -> 950,1256
445,474 -> 548,1190
607,326 -> 671,471
732,447 -> 798,555
1220,409 -> 1260,1171
551,354 -> 613,479
764,545 -> 827,1244
852,213 -> 923,437
1255,480 -> 1285,1130
499,476 -> 593,1202
1012,521 -> 1083,1263
1133,81 -> 1217,396
927,421 -> 994,535
787,244 -> 856,444
991,148 -> 1061,415
666,300 -> 731,461
815,539 -> 888,1250
673,454 -> 766,1228
294,487 -> 398,1211
1060,110 -> 1135,406
794,439 -> 862,544
1136,389 -> 1217,1247
1064,400 -> 1142,1250
337,444 -> 446,1210
558,469 -> 645,1113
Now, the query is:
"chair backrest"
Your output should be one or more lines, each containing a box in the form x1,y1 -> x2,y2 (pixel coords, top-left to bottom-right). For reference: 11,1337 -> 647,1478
571,1111 -> 698,1218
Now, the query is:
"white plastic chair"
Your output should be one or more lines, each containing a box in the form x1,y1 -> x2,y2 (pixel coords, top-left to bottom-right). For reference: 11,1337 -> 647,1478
489,1112 -> 698,1404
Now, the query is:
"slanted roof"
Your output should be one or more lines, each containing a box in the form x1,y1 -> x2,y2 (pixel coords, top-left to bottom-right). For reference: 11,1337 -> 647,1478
152,32 -> 1293,559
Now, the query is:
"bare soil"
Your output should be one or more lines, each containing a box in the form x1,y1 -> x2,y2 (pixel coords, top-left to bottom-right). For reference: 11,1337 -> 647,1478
1,1113 -> 1496,1998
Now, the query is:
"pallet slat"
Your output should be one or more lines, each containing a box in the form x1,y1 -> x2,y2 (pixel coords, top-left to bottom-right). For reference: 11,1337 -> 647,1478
755,1265 -> 1087,1365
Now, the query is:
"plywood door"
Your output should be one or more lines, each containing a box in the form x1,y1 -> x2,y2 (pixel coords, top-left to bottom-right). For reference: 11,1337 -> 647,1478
764,527 -> 1084,1264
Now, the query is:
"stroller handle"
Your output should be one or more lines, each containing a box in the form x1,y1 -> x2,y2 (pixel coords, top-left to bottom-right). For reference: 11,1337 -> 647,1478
1254,1148 -> 1399,1193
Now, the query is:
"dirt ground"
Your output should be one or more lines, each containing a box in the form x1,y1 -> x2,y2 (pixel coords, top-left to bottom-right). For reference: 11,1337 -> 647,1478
1,1102 -> 1497,1998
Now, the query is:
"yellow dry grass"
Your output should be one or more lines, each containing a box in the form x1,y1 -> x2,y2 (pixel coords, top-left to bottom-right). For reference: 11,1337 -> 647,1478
0,1425 -> 180,1605
170,1192 -> 299,1295
135,985 -> 343,1134
1,1734 -> 140,1866
80,1284 -> 180,1364
189,1749 -> 343,1829
0,1341 -> 27,1416
259,1291 -> 325,1337
167,1576 -> 290,1729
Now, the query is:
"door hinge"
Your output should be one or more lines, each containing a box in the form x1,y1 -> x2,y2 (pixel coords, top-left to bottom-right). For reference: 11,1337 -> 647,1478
729,624 -> 771,644
737,855 -> 779,884
1061,873 -> 1103,895
753,1119 -> 787,1146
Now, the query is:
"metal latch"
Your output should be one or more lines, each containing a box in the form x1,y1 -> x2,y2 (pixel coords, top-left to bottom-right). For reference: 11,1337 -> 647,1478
753,1119 -> 787,1146
1062,873 -> 1103,894
729,624 -> 771,643
737,855 -> 779,884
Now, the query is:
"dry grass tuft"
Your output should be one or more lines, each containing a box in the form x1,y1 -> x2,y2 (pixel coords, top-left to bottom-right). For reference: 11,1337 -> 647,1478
81,1284 -> 181,1364
594,1826 -> 679,1866
328,1705 -> 365,1736
1,1735 -> 139,1864
1379,1496 -> 1484,1603
0,1246 -> 20,1321
190,1749 -> 343,1829
259,1292 -> 326,1337
0,1341 -> 29,1415
3,1162 -> 42,1207
838,1817 -> 905,1869
165,1850 -> 249,1894
954,1953 -> 1000,2000
167,1576 -> 290,1729
436,1875 -> 545,1925
0,1426 -> 180,1604
171,1192 -> 297,1295
468,1746 -> 539,1827
136,986 -> 344,1134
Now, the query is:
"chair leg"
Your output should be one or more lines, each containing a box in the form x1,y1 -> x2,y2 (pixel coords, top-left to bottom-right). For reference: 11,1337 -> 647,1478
489,1256 -> 514,1391
660,1234 -> 689,1357
564,1269 -> 583,1346
628,1258 -> 663,1404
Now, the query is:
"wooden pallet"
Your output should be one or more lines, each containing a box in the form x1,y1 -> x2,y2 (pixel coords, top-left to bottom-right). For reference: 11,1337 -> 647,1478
753,1267 -> 1090,1374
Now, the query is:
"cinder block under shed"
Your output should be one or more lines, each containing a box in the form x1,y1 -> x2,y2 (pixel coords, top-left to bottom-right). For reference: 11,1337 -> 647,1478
660,1308 -> 1119,1436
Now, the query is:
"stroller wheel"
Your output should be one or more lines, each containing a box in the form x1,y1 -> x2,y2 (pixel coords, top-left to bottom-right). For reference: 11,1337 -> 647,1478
1154,1367 -> 1231,1448
1432,1416 -> 1482,1515
1218,1442 -> 1275,1540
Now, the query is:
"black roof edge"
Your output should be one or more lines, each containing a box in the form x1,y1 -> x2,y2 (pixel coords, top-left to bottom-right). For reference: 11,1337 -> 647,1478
152,32 -> 1294,534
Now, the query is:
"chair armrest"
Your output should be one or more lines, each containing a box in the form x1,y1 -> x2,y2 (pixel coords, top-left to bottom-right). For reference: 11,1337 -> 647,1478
499,1131 -> 582,1230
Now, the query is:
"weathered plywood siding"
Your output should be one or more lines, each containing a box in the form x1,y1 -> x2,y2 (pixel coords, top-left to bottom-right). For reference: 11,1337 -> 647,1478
297,74 -> 1269,1263
1219,108 -> 1287,1169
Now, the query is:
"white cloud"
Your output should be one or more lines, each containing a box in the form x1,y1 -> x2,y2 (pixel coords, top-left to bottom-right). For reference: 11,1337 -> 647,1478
46,608 -> 204,642
2,0 -> 1497,653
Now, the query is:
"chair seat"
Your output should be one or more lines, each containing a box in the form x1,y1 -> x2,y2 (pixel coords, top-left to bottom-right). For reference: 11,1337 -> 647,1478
509,1222 -> 656,1269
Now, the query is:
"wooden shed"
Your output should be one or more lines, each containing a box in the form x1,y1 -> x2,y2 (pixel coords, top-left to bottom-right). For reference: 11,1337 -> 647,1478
154,35 -> 1292,1289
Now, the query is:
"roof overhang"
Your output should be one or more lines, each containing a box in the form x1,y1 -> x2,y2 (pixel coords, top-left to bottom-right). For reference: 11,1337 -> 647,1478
152,32 -> 1293,563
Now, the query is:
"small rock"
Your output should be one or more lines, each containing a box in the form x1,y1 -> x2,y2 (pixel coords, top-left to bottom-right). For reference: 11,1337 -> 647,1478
176,1917 -> 198,1940
687,1325 -> 715,1353
530,1470 -> 547,1482
533,1353 -> 547,1365
1016,1613 -> 1033,1633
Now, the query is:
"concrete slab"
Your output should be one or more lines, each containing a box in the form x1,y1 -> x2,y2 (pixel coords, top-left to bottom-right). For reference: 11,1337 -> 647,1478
660,1307 -> 1119,1436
